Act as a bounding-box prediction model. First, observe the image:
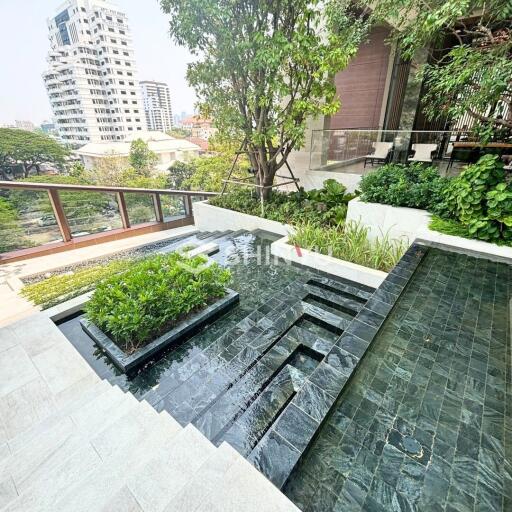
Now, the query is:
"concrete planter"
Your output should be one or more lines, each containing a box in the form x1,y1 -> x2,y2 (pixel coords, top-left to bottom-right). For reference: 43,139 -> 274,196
80,288 -> 239,374
346,197 -> 512,263
271,237 -> 386,288
346,197 -> 431,243
193,200 -> 293,236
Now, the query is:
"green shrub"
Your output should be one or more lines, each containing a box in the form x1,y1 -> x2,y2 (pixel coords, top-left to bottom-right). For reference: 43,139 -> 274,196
359,162 -> 447,211
21,259 -> 134,309
0,197 -> 33,253
439,155 -> 512,243
210,179 -> 355,226
85,252 -> 231,353
289,221 -> 407,272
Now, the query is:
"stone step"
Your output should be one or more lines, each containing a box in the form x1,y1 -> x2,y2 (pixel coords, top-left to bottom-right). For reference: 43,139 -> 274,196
162,441 -> 240,511
6,379 -> 111,456
125,424 -> 217,512
196,442 -> 300,512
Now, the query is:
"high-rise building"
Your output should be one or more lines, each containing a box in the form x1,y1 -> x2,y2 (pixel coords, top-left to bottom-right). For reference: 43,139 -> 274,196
42,0 -> 147,144
140,81 -> 173,132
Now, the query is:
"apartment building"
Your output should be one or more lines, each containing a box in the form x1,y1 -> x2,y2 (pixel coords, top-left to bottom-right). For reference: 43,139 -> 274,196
42,0 -> 147,145
140,81 -> 173,132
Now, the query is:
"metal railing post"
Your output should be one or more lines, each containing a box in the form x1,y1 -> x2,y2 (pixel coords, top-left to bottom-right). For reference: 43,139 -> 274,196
47,189 -> 72,242
116,192 -> 130,229
184,195 -> 193,217
153,193 -> 164,223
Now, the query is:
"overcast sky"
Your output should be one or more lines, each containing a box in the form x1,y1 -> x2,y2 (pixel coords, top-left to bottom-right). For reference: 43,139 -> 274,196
0,0 -> 197,126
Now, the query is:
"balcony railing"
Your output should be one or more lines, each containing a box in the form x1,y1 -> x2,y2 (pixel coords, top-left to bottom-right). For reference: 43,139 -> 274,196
0,181 -> 216,263
308,129 -> 511,174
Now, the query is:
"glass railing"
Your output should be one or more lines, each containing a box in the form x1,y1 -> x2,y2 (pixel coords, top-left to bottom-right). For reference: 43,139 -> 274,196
0,182 -> 216,261
308,129 -> 488,174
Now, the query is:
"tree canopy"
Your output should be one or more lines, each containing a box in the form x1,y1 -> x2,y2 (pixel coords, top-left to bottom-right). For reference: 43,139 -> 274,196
160,0 -> 368,198
0,128 -> 69,179
129,139 -> 159,177
366,0 -> 512,138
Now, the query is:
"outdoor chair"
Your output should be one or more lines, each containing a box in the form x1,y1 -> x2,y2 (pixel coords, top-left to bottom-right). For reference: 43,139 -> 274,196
408,143 -> 438,163
364,142 -> 393,167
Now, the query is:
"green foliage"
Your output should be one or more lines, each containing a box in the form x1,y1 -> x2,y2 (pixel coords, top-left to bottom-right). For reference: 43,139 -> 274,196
160,0 -> 368,196
366,0 -> 511,138
429,216 -> 469,238
129,139 -> 158,177
167,127 -> 192,138
183,154 -> 245,192
85,253 -> 231,352
0,197 -> 33,253
359,163 -> 447,210
0,128 -> 69,178
167,161 -> 195,189
289,221 -> 407,272
21,259 -> 133,309
210,179 -> 354,226
440,155 -> 512,243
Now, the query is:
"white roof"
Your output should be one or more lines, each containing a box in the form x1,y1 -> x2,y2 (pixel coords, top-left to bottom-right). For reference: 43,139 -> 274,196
77,131 -> 200,157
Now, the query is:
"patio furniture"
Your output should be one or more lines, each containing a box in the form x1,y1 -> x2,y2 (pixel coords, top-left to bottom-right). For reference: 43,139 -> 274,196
448,142 -> 512,169
408,143 -> 438,163
364,142 -> 393,167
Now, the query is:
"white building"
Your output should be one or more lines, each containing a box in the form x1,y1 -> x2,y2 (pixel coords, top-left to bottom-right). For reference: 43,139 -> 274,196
15,120 -> 36,132
76,131 -> 201,172
42,0 -> 147,145
140,81 -> 173,133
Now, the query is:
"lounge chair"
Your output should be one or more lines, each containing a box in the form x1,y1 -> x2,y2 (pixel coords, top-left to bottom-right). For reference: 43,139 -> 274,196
408,143 -> 438,163
364,142 -> 393,168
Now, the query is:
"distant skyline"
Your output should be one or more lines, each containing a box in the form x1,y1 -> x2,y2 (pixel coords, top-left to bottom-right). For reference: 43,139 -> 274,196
0,0 -> 197,126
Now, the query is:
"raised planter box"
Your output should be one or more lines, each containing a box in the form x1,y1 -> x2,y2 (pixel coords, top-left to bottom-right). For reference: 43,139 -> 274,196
193,200 -> 293,236
270,236 -> 386,288
346,197 -> 431,243
80,288 -> 239,373
346,197 -> 512,263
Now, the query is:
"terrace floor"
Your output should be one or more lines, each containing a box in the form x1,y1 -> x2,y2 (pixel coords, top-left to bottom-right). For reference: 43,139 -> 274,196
0,224 -> 510,512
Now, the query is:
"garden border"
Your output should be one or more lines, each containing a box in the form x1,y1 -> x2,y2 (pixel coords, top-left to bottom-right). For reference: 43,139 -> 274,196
192,200 -> 293,236
270,236 -> 387,288
79,288 -> 240,374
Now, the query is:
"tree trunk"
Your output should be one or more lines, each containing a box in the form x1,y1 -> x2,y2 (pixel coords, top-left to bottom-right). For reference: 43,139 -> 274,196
23,164 -> 30,178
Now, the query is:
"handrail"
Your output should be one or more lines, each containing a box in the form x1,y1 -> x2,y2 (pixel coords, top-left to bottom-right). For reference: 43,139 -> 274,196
0,181 -> 217,262
0,181 -> 217,196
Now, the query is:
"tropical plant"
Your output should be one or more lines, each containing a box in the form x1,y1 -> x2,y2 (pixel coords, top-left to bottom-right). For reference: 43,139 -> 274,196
289,221 -> 407,272
160,0 -> 368,199
359,163 -> 447,210
167,161 -> 195,189
0,128 -> 69,179
85,252 -> 231,352
210,179 -> 354,226
440,154 -> 512,242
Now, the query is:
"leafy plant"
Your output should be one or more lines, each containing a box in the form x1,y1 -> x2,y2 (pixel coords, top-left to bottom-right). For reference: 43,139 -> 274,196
440,155 -> 512,243
21,259 -> 134,309
85,252 -> 231,353
359,163 -> 447,210
210,179 -> 354,227
289,221 -> 407,272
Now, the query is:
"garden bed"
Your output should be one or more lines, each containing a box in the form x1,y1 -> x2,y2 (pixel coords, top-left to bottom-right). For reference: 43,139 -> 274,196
193,200 -> 291,236
80,289 -> 239,373
271,237 -> 387,288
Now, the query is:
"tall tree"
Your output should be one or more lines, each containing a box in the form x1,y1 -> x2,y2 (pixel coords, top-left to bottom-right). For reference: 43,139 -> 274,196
366,0 -> 512,139
160,0 -> 367,199
0,128 -> 69,179
129,139 -> 158,177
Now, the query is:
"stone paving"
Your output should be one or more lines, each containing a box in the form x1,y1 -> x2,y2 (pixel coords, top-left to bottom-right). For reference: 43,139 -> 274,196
284,246 -> 512,512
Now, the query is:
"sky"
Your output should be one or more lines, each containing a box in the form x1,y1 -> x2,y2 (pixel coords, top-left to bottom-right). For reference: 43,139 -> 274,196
0,0 -> 197,126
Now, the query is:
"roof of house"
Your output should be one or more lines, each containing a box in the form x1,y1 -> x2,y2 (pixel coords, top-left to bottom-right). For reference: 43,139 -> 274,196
76,131 -> 201,157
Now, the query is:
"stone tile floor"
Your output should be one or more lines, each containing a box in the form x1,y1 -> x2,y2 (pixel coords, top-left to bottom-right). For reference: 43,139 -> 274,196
284,247 -> 511,512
